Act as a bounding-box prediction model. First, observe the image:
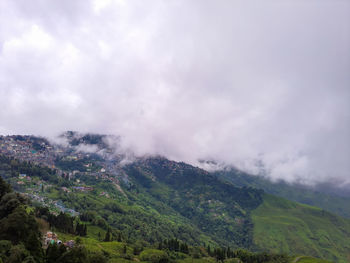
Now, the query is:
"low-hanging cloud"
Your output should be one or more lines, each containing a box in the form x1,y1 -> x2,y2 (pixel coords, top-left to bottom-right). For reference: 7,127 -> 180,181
0,0 -> 349,186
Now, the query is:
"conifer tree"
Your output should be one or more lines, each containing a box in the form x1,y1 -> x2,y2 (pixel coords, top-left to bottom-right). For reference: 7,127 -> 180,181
207,245 -> 211,256
104,228 -> 111,242
123,245 -> 127,254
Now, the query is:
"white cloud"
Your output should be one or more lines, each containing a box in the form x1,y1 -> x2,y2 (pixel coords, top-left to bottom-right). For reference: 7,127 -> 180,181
0,0 -> 349,186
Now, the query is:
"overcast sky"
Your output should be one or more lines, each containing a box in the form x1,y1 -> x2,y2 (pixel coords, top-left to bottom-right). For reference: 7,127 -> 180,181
0,0 -> 349,185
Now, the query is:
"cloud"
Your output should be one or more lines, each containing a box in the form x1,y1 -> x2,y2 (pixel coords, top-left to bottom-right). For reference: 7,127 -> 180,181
0,0 -> 349,186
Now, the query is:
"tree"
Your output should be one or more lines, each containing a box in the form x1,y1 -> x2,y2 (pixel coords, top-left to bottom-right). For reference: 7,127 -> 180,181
87,252 -> 108,263
75,222 -> 87,236
83,224 -> 87,236
104,229 -> 111,242
140,249 -> 169,263
0,177 -> 11,199
214,248 -> 226,262
0,205 -> 43,262
22,256 -> 36,263
207,245 -> 211,256
6,244 -> 30,263
57,246 -> 88,263
123,245 -> 127,254
46,243 -> 66,263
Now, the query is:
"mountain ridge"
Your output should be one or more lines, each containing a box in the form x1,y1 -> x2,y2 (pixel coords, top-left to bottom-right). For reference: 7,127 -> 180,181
215,168 -> 350,218
1,133 -> 350,262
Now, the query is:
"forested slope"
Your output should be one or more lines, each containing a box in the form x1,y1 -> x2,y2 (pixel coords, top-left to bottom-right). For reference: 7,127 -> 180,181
215,169 -> 350,218
1,150 -> 349,262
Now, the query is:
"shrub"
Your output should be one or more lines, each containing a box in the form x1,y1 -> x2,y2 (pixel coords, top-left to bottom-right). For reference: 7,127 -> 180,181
140,249 -> 169,263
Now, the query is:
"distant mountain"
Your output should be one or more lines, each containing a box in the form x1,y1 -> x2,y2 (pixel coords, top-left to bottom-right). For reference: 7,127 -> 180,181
214,168 -> 350,218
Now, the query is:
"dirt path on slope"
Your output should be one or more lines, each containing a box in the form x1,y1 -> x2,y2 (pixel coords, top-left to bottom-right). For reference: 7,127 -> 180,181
292,256 -> 305,263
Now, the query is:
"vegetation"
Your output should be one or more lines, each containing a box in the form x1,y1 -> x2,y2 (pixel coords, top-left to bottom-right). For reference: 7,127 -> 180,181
216,169 -> 350,218
0,155 -> 58,184
295,256 -> 333,263
0,177 -> 43,262
1,151 -> 349,262
252,194 -> 350,263
123,158 -> 264,248
0,177 -> 292,263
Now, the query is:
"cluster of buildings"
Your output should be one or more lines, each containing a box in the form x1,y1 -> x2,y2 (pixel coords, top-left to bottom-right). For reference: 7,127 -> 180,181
0,135 -> 58,167
72,186 -> 94,192
0,135 -> 124,178
21,191 -> 79,216
1,134 -> 129,209
0,135 -> 104,171
43,231 -> 75,248
53,200 -> 79,216
17,173 -> 32,185
0,135 -> 106,179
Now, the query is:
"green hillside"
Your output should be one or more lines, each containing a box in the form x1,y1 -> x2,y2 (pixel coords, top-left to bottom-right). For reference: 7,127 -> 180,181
293,257 -> 332,263
294,256 -> 333,263
215,169 -> 350,218
1,144 -> 350,262
252,194 -> 350,262
0,154 -> 264,248
0,175 -> 290,263
123,157 -> 264,248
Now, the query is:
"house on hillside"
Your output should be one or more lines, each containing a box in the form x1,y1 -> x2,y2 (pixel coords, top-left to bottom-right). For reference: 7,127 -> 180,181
44,231 -> 58,247
64,240 -> 75,248
43,231 -> 75,249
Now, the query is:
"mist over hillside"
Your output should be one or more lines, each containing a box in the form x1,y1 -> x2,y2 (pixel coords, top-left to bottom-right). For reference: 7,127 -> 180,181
0,0 -> 349,188
1,133 -> 350,262
59,131 -> 350,194
2,131 -> 350,210
0,1 -> 349,262
2,131 -> 350,197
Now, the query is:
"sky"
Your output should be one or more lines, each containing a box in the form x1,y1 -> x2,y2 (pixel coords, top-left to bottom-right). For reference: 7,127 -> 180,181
0,0 -> 349,186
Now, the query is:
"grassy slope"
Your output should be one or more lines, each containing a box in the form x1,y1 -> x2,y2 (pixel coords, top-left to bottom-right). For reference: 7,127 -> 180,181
294,257 -> 333,263
55,225 -> 217,263
216,170 -> 350,218
252,194 -> 350,263
55,225 -> 134,261
4,153 -> 350,262
124,158 -> 264,248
